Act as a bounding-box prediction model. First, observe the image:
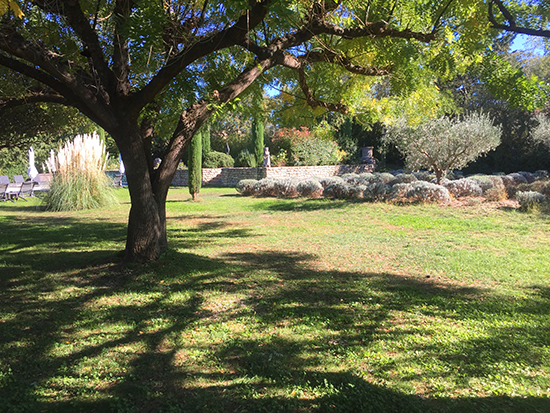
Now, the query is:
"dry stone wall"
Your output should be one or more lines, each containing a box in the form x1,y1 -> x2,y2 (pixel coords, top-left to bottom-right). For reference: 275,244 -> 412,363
172,164 -> 375,187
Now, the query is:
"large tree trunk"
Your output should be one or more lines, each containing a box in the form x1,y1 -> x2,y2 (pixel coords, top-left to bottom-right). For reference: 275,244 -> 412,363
112,124 -> 166,262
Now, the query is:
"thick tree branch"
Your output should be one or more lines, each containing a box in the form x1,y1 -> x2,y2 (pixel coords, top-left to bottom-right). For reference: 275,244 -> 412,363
154,55 -> 281,194
112,0 -> 134,97
311,20 -> 437,43
0,94 -> 68,111
298,67 -> 349,114
488,0 -> 550,38
303,50 -> 392,76
133,0 -> 272,111
33,0 -> 113,95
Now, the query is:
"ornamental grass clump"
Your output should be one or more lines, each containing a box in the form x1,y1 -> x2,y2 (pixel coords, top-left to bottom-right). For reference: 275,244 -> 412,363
44,133 -> 117,211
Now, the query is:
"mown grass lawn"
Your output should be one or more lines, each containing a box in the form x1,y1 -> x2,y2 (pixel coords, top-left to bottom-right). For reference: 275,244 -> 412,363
0,188 -> 549,412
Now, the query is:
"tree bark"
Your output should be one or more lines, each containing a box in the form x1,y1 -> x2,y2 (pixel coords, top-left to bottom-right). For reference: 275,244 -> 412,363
112,123 -> 165,262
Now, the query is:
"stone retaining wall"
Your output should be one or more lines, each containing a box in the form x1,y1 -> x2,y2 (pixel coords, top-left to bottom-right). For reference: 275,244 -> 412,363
172,164 -> 375,187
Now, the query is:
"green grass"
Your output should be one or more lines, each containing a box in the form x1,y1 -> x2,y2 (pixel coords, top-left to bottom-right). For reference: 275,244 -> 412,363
1,188 -> 549,412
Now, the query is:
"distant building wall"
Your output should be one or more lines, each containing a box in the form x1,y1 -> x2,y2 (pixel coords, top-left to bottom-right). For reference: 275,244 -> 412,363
172,164 -> 376,187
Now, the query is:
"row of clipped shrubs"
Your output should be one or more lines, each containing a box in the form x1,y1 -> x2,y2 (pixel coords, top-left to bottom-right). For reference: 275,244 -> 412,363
236,170 -> 550,209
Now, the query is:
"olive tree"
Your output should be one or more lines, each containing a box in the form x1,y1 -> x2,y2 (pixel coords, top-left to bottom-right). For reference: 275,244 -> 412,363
384,113 -> 502,184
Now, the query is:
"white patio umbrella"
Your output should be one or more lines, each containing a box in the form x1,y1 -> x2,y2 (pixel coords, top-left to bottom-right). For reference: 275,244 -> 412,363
28,146 -> 39,181
118,153 -> 125,174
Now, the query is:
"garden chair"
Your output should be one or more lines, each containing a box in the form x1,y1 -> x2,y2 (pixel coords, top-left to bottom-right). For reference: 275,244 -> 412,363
13,175 -> 25,184
0,175 -> 10,185
15,181 -> 36,201
0,183 -> 8,201
112,174 -> 123,188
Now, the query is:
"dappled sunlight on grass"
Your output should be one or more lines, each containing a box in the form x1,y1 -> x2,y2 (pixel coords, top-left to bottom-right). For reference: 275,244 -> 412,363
1,188 -> 549,412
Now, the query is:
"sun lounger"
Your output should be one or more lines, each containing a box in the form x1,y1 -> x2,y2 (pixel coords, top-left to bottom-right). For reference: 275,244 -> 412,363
15,181 -> 36,201
0,183 -> 8,201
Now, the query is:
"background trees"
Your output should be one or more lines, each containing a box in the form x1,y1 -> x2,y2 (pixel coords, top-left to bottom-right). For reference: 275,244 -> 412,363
0,0 -> 544,262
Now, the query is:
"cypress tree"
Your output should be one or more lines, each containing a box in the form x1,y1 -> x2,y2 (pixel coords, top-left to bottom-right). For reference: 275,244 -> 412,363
202,123 -> 211,156
188,129 -> 202,200
253,118 -> 264,166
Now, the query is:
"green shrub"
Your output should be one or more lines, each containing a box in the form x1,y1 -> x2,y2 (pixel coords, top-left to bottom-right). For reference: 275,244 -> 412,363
292,139 -> 343,166
235,149 -> 257,167
44,133 -> 117,211
203,151 -> 234,168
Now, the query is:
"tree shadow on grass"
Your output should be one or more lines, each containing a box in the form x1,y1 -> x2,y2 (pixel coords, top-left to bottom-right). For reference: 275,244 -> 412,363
0,218 -> 549,412
250,197 -> 354,212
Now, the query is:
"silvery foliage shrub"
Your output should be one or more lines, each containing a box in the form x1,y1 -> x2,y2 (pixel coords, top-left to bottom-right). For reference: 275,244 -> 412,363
363,183 -> 391,202
359,172 -> 376,182
387,183 -> 412,201
485,188 -> 507,202
518,171 -> 536,183
506,173 -> 527,185
297,179 -> 323,198
374,172 -> 396,184
540,181 -> 550,197
534,170 -> 549,180
501,175 -> 518,187
532,113 -> 550,150
253,178 -> 278,197
467,175 -> 505,193
388,173 -> 417,186
236,179 -> 258,196
324,182 -> 365,199
384,113 -> 501,184
404,181 -> 451,203
516,191 -> 547,210
443,178 -> 483,197
341,173 -> 364,185
413,171 -> 433,181
274,178 -> 300,198
318,176 -> 344,188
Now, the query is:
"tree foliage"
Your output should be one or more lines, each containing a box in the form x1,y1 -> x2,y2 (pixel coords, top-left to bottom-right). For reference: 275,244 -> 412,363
384,113 -> 502,183
0,0 -> 526,262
